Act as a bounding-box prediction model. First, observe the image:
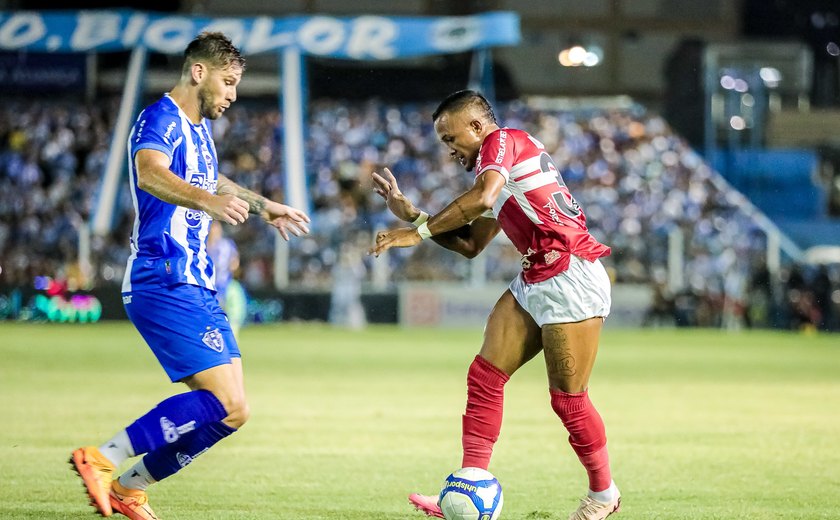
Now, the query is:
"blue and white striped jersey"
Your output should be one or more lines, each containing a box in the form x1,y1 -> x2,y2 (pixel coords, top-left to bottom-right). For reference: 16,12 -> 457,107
122,94 -> 219,293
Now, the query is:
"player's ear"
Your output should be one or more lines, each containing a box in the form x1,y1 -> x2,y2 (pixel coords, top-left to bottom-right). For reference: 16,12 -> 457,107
470,118 -> 483,135
190,62 -> 206,84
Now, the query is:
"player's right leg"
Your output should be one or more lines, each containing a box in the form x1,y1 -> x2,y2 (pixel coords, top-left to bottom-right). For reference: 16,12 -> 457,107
462,290 -> 542,469
104,360 -> 246,520
409,290 -> 542,517
106,361 -> 247,514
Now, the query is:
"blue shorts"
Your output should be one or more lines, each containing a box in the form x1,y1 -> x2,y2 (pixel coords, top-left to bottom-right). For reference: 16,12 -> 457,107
123,284 -> 240,382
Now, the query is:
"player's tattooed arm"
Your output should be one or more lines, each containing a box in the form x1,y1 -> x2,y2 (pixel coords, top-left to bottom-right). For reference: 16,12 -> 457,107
425,169 -> 505,236
217,174 -> 267,215
372,168 -> 505,257
430,217 -> 500,258
217,174 -> 310,240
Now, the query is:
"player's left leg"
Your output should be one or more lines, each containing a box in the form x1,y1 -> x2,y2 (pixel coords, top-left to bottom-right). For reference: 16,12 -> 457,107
543,318 -> 619,520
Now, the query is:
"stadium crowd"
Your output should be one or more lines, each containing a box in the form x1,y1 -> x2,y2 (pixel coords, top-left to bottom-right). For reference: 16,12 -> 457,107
0,96 -> 838,331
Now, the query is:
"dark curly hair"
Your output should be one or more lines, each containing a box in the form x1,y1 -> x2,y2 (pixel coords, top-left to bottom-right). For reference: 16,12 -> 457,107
432,89 -> 496,125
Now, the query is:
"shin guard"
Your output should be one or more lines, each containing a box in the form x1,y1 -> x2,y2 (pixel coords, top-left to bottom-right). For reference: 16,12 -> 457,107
461,356 -> 509,469
550,389 -> 612,492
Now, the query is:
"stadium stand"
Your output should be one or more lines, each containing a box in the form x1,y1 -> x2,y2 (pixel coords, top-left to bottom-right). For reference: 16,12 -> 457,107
1,95 -> 838,330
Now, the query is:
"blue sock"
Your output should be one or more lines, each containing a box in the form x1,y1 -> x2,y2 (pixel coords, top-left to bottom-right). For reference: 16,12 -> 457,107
142,421 -> 236,482
125,390 -> 227,455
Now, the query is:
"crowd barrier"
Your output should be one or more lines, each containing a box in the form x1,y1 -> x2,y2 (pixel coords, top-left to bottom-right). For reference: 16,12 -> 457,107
0,283 -> 649,327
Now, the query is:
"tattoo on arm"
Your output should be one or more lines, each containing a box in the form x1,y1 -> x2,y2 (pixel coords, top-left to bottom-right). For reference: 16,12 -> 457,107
237,190 -> 267,215
217,175 -> 268,215
454,199 -> 470,224
216,175 -> 236,196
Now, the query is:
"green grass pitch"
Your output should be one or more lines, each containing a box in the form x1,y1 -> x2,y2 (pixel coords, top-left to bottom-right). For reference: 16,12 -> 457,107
1,322 -> 838,519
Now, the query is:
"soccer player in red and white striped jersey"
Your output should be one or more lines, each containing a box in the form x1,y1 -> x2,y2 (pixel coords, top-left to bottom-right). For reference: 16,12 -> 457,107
371,90 -> 620,520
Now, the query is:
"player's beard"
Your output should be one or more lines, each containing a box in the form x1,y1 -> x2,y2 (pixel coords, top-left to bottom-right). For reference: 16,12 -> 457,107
197,85 -> 220,120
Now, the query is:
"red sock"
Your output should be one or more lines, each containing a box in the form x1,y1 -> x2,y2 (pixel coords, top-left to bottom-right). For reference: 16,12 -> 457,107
550,389 -> 612,492
461,355 -> 509,470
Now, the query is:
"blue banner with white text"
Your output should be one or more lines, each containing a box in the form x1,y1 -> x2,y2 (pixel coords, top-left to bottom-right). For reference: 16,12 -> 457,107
0,51 -> 86,92
0,10 -> 520,58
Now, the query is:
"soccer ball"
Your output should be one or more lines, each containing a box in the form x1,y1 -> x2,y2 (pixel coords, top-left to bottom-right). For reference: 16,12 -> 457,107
438,467 -> 504,520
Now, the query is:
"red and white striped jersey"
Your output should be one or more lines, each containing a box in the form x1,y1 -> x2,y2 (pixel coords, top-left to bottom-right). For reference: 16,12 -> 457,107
475,128 -> 610,283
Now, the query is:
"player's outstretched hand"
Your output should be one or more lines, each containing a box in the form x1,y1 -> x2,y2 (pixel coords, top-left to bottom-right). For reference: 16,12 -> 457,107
261,200 -> 311,241
371,168 -> 421,223
369,226 -> 422,257
206,194 -> 250,225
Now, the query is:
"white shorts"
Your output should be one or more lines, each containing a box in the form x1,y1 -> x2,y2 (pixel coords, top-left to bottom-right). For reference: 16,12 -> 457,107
509,256 -> 611,326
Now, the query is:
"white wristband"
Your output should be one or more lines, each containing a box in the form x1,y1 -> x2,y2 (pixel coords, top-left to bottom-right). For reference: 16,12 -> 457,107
411,211 -> 429,227
416,221 -> 433,240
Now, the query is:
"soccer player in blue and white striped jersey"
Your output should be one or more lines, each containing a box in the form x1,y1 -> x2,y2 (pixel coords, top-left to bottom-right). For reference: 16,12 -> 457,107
70,32 -> 309,520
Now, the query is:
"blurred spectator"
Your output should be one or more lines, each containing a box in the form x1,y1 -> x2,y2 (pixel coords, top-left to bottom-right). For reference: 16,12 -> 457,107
207,220 -> 247,338
1,95 -> 838,331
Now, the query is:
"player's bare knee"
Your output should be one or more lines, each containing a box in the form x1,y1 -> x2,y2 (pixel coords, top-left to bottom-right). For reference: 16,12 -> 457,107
222,398 -> 250,428
223,410 -> 249,429
549,379 -> 587,394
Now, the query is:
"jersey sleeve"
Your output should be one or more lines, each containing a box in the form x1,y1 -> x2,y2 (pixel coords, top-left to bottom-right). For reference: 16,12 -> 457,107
476,129 -> 514,181
130,107 -> 181,166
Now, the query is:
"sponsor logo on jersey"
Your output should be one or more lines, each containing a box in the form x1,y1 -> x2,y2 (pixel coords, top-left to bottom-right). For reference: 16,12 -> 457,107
162,121 -> 177,144
495,130 -> 508,164
521,247 -> 536,270
188,171 -> 205,189
122,295 -> 132,304
185,208 -> 205,228
202,328 -> 225,352
186,171 -> 208,227
543,197 -> 562,224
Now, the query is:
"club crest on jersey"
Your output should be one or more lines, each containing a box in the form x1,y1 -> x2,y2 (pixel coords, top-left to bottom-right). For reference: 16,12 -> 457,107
545,250 -> 561,265
202,328 -> 225,352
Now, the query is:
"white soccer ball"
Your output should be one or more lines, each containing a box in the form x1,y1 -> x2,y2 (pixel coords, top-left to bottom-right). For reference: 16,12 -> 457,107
438,467 -> 504,520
